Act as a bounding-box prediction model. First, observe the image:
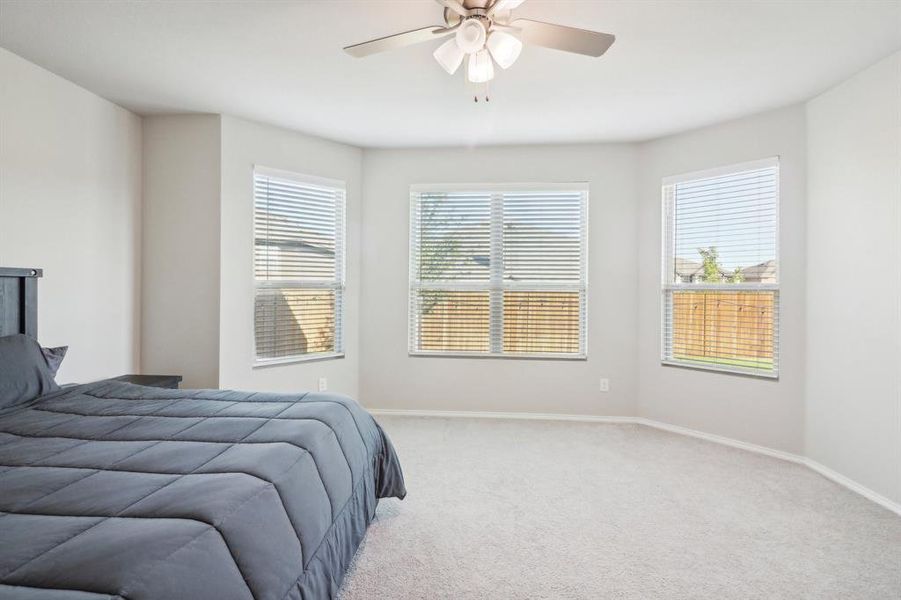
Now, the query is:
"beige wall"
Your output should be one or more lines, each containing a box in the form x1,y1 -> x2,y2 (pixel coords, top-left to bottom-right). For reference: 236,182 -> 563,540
360,106 -> 809,450
141,115 -> 221,388
140,115 -> 363,395
359,144 -> 640,415
218,116 -> 363,397
805,51 -> 901,504
5,45 -> 896,504
635,105 -> 808,454
0,48 -> 142,383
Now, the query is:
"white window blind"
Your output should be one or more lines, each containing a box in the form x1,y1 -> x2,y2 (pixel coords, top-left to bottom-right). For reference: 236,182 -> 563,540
254,167 -> 345,364
409,184 -> 588,358
661,157 -> 779,377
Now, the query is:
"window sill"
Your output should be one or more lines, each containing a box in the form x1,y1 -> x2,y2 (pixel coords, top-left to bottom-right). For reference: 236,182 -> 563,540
661,359 -> 778,379
253,353 -> 345,369
409,351 -> 587,361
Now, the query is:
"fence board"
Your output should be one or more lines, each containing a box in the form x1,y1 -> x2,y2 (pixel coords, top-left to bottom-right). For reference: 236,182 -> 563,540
672,290 -> 774,366
417,290 -> 580,353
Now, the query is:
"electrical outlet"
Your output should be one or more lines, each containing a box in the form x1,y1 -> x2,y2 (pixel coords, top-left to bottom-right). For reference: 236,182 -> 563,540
318,377 -> 327,392
599,378 -> 610,392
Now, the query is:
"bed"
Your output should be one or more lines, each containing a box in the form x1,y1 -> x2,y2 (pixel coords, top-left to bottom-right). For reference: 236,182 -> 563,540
0,267 -> 406,600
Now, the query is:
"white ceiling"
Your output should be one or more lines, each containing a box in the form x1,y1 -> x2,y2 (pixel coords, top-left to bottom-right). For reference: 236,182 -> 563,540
1,0 -> 899,148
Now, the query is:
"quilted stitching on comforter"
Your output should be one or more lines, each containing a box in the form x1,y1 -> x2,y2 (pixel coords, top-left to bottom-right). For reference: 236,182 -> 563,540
0,381 -> 406,600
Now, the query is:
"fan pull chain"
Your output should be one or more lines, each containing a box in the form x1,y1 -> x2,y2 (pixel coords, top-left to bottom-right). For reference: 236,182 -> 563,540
473,82 -> 491,103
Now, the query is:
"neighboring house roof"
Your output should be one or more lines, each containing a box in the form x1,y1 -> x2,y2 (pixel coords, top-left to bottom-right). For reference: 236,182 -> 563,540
674,257 -> 705,278
740,260 -> 777,283
431,221 -> 578,277
256,237 -> 334,256
674,257 -> 729,280
675,257 -> 778,283
255,213 -> 336,256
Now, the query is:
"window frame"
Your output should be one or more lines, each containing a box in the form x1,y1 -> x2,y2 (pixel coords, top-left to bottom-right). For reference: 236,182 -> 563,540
252,165 -> 347,367
660,157 -> 781,378
408,182 -> 589,360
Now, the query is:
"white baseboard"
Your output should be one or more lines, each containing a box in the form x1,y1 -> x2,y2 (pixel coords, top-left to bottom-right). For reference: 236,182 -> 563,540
631,417 -> 805,464
368,408 -> 634,424
368,408 -> 901,516
802,459 -> 901,516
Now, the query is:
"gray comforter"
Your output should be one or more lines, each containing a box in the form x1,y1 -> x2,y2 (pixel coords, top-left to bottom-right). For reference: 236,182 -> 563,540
0,380 -> 406,600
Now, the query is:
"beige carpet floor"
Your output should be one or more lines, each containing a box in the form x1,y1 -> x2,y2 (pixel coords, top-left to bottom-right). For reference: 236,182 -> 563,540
339,417 -> 901,599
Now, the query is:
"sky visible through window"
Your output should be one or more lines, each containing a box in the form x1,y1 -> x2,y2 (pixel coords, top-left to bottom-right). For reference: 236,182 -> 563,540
673,167 -> 777,274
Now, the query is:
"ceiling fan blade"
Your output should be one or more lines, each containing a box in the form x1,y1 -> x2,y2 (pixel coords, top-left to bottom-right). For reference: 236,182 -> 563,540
487,0 -> 525,16
511,19 -> 615,57
344,26 -> 455,58
434,0 -> 468,17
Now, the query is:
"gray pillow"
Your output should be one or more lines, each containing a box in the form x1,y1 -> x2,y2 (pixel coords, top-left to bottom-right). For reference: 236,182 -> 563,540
41,345 -> 68,377
0,334 -> 60,409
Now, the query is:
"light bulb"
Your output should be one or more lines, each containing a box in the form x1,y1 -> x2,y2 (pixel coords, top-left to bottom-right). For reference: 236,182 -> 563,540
455,19 -> 487,54
467,49 -> 495,83
486,30 -> 522,69
434,38 -> 465,74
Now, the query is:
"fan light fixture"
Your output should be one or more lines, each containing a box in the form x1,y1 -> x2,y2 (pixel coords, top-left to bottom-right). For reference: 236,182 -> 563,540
456,19 -> 487,53
433,18 -> 492,78
486,30 -> 522,69
467,48 -> 494,83
344,0 -> 616,98
434,38 -> 465,74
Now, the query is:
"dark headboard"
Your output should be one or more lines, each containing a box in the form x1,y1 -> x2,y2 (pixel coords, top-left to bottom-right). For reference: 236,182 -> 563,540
0,267 -> 42,338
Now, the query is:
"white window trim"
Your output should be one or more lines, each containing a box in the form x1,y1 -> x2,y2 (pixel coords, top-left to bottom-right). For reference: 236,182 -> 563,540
660,157 -> 781,378
408,182 -> 589,360
254,165 -> 346,192
252,165 -> 347,367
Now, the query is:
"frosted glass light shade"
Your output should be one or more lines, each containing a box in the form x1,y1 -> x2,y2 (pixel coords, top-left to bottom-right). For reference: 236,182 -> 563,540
456,19 -> 487,54
434,38 -> 465,74
467,49 -> 495,83
486,31 -> 522,69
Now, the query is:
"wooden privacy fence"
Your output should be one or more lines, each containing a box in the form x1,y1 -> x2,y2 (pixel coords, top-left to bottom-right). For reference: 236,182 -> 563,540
671,290 -> 775,365
504,291 -> 580,354
417,291 -> 489,352
417,291 -> 580,353
255,289 -> 336,358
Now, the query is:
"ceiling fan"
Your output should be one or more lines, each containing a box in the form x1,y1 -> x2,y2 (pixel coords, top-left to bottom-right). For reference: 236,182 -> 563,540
344,0 -> 615,93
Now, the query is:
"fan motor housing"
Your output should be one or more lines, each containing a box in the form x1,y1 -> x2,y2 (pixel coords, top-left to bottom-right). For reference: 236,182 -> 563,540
444,6 -> 492,28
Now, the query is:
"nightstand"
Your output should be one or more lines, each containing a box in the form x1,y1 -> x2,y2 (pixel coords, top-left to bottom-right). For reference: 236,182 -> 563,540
113,374 -> 183,389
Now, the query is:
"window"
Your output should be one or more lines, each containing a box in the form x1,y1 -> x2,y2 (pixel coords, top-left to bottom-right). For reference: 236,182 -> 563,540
253,167 -> 345,364
409,184 -> 588,358
661,158 -> 779,377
